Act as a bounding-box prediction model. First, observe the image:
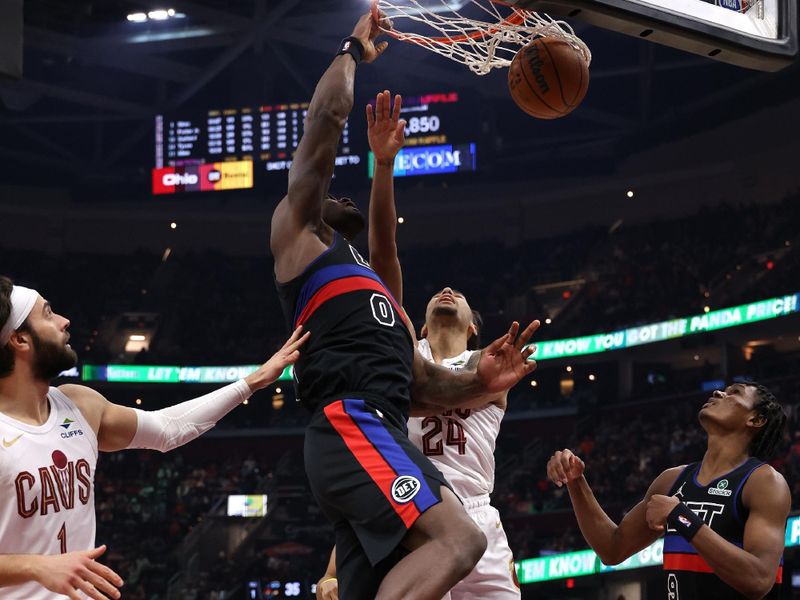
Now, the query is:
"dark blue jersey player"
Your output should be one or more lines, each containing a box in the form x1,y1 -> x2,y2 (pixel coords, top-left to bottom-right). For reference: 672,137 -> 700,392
548,382 -> 789,600
269,12 -> 538,600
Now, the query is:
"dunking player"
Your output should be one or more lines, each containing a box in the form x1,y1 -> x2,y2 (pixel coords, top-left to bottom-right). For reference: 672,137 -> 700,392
270,12 -> 538,600
547,382 -> 789,599
368,90 -> 521,598
0,276 -> 308,600
315,90 -> 523,600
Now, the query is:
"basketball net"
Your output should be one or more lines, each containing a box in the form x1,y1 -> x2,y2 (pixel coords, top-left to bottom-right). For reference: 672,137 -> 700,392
372,0 -> 591,75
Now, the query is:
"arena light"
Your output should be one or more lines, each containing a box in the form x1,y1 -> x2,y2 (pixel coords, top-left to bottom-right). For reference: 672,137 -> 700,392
148,9 -> 170,20
545,318 -> 552,324
129,334 -> 147,342
626,190 -> 634,198
127,12 -> 148,22
588,374 -> 596,381
704,305 -> 711,313
398,216 -> 405,224
135,398 -> 142,405
170,222 -> 177,229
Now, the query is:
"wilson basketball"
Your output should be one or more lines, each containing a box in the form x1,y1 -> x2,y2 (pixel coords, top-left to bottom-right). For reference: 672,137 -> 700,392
508,37 -> 590,119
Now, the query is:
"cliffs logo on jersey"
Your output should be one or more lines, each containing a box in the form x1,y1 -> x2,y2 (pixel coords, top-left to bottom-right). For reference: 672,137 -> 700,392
708,478 -> 733,497
391,475 -> 421,504
59,417 -> 85,439
15,450 -> 92,518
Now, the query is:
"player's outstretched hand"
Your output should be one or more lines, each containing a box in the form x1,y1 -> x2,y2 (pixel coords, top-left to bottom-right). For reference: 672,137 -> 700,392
351,10 -> 390,63
646,494 -> 680,532
547,448 -> 585,487
367,90 -> 405,163
476,320 -> 539,393
246,326 -> 310,392
33,545 -> 123,600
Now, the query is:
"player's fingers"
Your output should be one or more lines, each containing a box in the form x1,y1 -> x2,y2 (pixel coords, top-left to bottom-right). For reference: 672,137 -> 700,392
85,545 -> 107,559
382,90 -> 391,120
82,568 -> 120,599
507,321 -> 520,341
75,578 -> 110,600
366,102 -> 375,127
375,40 -> 389,56
515,320 -> 541,350
65,589 -> 83,600
284,325 -> 305,344
392,94 -> 402,121
285,331 -> 311,353
484,332 -> 511,354
522,359 -> 536,374
395,120 -> 406,142
86,557 -> 124,587
521,346 -> 534,360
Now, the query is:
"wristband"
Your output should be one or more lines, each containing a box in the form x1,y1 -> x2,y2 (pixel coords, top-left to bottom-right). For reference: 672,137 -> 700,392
337,36 -> 364,64
667,501 -> 704,541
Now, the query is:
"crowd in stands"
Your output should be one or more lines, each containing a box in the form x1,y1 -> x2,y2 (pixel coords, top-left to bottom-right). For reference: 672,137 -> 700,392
2,195 -> 798,371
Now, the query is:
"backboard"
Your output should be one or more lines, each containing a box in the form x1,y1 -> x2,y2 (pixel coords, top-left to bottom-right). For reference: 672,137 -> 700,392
511,0 -> 797,71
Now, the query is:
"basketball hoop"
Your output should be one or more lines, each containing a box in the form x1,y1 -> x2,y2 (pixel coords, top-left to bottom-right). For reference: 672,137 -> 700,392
372,0 -> 591,75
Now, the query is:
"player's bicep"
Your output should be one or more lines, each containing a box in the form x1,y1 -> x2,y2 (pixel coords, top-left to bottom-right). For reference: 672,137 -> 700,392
96,401 -> 139,452
286,111 -> 345,221
742,472 -> 790,572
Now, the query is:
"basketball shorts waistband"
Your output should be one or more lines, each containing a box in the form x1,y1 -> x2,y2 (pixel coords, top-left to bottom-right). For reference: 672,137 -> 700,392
462,493 -> 492,513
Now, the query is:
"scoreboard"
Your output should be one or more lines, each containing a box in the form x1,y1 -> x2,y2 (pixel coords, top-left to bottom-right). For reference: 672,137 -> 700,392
153,102 -> 362,195
152,91 -> 479,195
369,91 -> 478,179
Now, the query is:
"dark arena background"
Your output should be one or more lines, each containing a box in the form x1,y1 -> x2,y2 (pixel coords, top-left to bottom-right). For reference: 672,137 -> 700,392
1,0 -> 800,598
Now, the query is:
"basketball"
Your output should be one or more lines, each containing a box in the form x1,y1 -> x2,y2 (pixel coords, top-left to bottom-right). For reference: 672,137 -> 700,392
508,37 -> 590,119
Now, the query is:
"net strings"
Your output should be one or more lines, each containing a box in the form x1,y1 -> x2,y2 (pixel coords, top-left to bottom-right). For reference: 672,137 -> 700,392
376,0 -> 591,75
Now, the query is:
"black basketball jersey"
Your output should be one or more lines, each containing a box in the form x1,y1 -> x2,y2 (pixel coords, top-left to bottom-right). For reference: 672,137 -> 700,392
662,457 -> 782,599
276,233 -> 415,421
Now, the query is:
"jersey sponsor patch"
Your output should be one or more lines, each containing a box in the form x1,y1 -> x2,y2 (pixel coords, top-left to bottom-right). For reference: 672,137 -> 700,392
391,475 -> 421,504
708,479 -> 733,497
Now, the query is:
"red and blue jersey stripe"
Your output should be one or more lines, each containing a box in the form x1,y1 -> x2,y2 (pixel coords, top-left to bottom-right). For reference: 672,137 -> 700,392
664,536 -> 783,583
324,399 -> 439,528
293,263 -> 408,330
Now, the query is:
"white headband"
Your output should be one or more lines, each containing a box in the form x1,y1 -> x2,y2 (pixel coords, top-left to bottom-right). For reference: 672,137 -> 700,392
0,286 -> 39,346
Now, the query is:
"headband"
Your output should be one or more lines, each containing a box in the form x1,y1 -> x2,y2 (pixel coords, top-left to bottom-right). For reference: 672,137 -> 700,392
0,286 -> 38,345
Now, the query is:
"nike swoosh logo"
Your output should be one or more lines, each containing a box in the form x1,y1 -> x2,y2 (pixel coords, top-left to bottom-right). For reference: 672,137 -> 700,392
2,434 -> 23,448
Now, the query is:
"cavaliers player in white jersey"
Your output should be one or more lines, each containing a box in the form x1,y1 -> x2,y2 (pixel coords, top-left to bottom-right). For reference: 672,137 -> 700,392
0,276 -> 308,600
315,91 -> 522,599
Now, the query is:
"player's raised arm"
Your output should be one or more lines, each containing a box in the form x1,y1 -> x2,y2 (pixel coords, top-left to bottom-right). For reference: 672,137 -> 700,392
546,449 -> 680,566
366,90 -> 406,304
271,13 -> 388,275
61,328 -> 308,452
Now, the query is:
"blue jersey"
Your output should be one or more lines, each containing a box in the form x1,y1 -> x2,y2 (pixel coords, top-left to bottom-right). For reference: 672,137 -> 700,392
276,233 -> 414,423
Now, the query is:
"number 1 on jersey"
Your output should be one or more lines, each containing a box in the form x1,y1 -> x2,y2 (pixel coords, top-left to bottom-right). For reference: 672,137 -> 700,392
57,522 -> 67,554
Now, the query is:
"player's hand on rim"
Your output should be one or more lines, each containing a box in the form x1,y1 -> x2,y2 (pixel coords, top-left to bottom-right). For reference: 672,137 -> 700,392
351,11 -> 391,63
546,448 -> 585,487
33,545 -> 123,600
476,320 -> 540,393
366,90 -> 405,163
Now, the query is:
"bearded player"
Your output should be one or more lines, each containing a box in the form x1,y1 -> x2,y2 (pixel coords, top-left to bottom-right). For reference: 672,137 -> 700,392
547,382 -> 789,599
0,276 -> 308,600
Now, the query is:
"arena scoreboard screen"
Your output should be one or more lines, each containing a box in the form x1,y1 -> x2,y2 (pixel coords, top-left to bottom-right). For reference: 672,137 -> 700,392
368,91 -> 478,179
152,102 -> 361,195
153,91 -> 479,194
